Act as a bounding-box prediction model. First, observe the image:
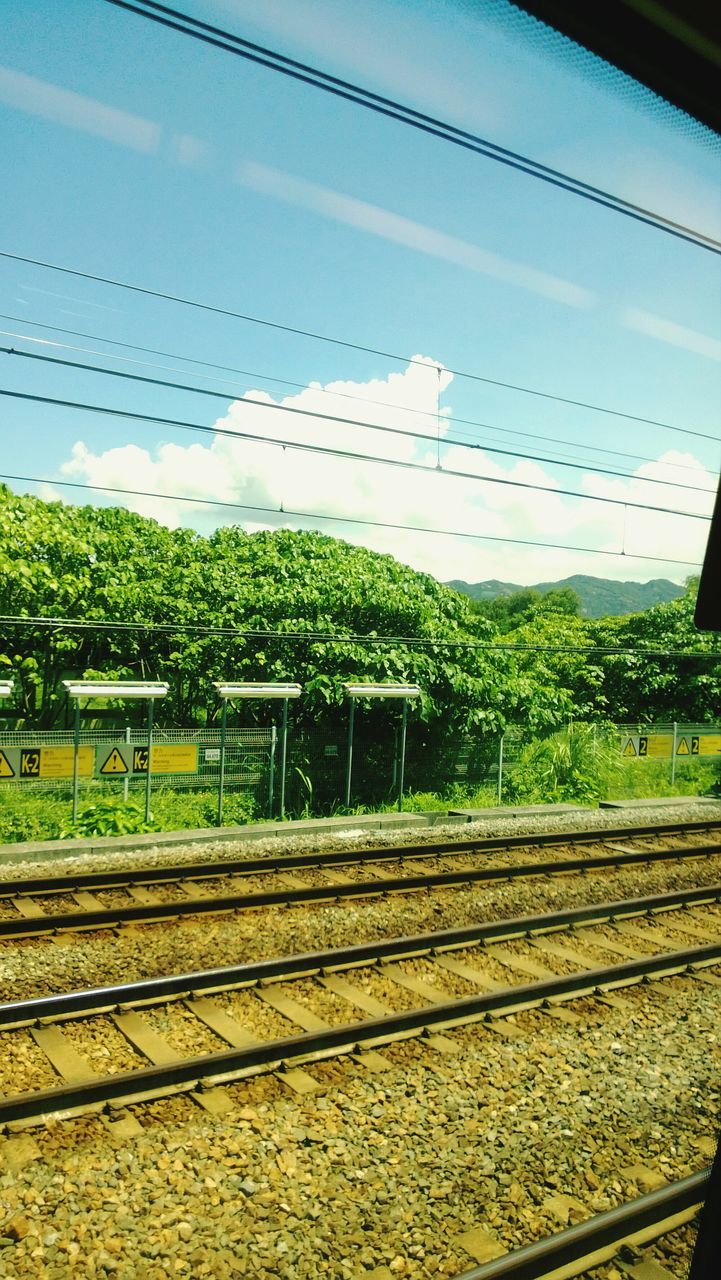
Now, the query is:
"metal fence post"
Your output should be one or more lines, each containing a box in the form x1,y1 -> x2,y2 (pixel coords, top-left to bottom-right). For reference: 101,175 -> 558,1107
268,724 -> 277,818
497,733 -> 504,806
144,699 -> 154,824
71,701 -> 81,822
345,697 -> 355,807
218,699 -> 228,826
397,699 -> 408,812
123,725 -> 130,802
279,698 -> 289,820
671,720 -> 678,786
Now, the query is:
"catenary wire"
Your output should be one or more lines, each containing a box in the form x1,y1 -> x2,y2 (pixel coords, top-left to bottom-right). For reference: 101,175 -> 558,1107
0,386 -> 711,522
3,251 -> 719,444
1,471 -> 702,569
2,612 -> 719,660
101,0 -> 721,255
3,343 -> 715,499
4,314 -> 712,477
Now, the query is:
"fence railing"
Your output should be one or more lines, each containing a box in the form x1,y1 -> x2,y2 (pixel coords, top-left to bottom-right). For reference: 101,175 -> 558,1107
1,721 -> 719,823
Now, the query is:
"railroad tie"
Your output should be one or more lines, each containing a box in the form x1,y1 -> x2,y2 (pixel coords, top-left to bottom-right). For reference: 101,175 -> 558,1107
72,891 -> 105,911
10,897 -> 45,919
429,955 -> 525,1037
31,1027 -> 96,1084
256,987 -> 391,1072
374,964 -> 462,1050
126,886 -> 162,906
111,1012 -> 179,1065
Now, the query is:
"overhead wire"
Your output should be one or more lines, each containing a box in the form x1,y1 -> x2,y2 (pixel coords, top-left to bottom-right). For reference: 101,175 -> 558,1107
3,251 -> 719,444
1,471 -> 702,569
100,0 -> 721,255
2,612 -> 719,660
2,342 -> 715,498
0,386 -> 711,522
4,313 -> 713,476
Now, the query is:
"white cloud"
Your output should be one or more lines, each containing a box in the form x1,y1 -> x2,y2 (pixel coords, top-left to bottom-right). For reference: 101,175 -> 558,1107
58,360 -> 714,586
237,162 -> 595,309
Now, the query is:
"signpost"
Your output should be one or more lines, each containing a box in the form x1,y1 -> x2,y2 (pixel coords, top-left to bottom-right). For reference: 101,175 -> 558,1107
62,681 -> 169,823
213,683 -> 302,824
95,743 -> 198,777
343,684 -> 421,811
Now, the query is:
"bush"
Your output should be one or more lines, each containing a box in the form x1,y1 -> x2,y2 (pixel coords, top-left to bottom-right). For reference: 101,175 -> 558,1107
61,797 -> 159,838
504,724 -> 620,805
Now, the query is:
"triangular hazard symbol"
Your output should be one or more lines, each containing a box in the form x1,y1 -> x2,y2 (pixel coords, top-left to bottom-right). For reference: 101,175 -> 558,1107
0,749 -> 15,777
676,737 -> 690,755
622,739 -> 637,757
100,747 -> 128,775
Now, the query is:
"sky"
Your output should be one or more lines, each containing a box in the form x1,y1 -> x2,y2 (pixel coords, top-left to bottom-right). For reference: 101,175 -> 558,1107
1,0 -> 720,589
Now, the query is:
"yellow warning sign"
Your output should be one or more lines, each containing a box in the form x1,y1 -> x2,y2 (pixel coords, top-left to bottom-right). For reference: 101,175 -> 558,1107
676,737 -> 690,755
642,735 -> 673,759
100,747 -> 129,775
0,749 -> 15,777
18,747 -> 94,779
150,744 -> 198,775
699,734 -> 721,757
622,738 -> 637,757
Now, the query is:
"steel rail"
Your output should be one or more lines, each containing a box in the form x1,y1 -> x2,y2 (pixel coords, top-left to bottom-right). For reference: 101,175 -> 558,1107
2,845 -> 720,940
455,1169 -> 709,1280
2,881 -> 718,1028
2,839 -> 720,901
1,940 -> 719,1124
3,817 -> 719,896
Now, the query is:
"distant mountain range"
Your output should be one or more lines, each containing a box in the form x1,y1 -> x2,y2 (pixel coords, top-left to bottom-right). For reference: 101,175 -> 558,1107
446,574 -> 685,619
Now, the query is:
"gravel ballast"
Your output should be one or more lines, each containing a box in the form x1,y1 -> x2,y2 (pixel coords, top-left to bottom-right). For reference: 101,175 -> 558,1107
3,802 -> 720,883
0,970 -> 717,1279
1,853 -> 719,1003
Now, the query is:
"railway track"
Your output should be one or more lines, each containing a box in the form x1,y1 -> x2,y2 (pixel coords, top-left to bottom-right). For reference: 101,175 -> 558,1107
1,820 -> 720,939
2,884 -> 719,1125
455,1169 -> 709,1279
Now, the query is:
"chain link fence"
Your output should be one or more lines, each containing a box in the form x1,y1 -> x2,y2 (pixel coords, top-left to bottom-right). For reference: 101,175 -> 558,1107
1,720 -> 719,816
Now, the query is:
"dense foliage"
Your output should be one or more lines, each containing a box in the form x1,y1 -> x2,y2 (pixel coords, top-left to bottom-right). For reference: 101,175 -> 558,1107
0,486 -> 512,733
1,485 -> 720,736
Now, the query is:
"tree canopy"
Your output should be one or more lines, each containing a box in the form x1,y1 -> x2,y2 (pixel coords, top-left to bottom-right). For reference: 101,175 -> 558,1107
2,486 -> 719,733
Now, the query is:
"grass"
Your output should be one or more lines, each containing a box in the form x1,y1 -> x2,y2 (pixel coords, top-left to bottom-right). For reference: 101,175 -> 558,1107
1,728 -> 717,844
0,787 -> 260,843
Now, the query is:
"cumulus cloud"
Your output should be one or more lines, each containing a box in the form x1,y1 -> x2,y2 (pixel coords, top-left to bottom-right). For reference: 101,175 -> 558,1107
58,359 -> 714,585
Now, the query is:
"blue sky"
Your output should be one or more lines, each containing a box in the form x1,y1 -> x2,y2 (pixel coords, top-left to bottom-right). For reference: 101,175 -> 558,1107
1,0 -> 719,587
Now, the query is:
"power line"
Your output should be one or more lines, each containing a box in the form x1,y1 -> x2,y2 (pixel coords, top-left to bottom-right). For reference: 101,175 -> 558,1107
101,0 -> 721,255
4,313 -> 711,476
2,251 -> 718,444
3,342 -> 715,499
1,386 -> 711,522
1,472 -> 702,569
2,612 -> 719,659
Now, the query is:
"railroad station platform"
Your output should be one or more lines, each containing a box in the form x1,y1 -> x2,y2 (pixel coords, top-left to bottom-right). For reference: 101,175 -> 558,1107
1,797 -> 715,865
0,804 -> 594,865
600,795 -> 719,809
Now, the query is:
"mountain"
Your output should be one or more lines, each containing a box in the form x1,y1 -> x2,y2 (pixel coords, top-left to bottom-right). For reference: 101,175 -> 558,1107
445,574 -> 685,618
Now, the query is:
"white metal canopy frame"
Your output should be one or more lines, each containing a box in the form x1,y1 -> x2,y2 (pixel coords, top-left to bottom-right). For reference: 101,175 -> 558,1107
61,679 -> 169,822
212,682 -> 303,823
343,683 -> 422,810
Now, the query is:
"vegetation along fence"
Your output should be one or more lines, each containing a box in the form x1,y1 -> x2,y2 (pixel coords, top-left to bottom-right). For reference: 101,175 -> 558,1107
0,721 -> 719,830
